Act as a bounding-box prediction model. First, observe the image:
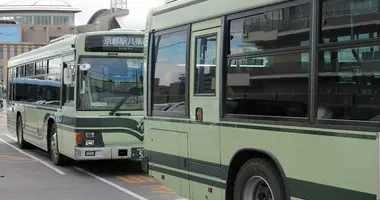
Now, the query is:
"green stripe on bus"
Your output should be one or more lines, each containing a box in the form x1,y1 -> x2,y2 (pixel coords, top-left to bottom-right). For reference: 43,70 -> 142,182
147,150 -> 376,200
144,117 -> 375,140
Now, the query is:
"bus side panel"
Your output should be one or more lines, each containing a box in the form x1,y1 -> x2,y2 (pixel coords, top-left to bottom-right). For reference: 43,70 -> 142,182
6,107 -> 17,135
23,106 -> 39,146
57,107 -> 76,159
145,119 -> 191,199
57,124 -> 76,159
220,125 -> 377,200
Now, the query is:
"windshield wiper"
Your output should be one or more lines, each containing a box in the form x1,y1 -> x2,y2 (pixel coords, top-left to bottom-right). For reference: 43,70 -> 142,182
109,87 -> 140,116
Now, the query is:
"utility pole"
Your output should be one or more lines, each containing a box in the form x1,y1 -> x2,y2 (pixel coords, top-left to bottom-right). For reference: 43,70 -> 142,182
110,0 -> 128,13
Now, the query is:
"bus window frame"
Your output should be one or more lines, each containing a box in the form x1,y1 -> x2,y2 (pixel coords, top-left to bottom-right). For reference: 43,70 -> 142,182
9,55 -> 64,110
221,0 -> 312,124
148,25 -> 191,118
218,0 -> 380,132
75,55 -> 144,112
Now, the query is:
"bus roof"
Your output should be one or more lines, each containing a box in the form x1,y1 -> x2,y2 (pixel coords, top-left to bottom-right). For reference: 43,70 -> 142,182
8,30 -> 145,68
147,0 -> 283,31
8,34 -> 77,68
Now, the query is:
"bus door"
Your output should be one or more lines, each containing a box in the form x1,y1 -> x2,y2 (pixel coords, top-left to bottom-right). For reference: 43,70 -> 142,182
189,19 -> 222,200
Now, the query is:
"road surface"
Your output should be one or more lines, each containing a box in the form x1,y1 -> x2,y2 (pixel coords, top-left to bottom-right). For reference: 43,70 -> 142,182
0,113 -> 185,200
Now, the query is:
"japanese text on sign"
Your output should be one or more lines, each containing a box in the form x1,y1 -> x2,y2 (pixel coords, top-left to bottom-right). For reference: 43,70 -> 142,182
103,36 -> 143,47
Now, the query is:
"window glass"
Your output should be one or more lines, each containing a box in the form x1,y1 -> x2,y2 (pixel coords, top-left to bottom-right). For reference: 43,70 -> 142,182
19,66 -> 25,77
226,52 -> 309,117
47,57 -> 61,80
321,0 -> 380,43
35,62 -> 45,75
194,35 -> 217,94
318,45 -> 380,121
78,57 -> 143,111
25,63 -> 34,76
230,3 -> 310,54
13,47 -> 17,57
62,62 -> 75,105
152,30 -> 187,114
7,47 -> 10,59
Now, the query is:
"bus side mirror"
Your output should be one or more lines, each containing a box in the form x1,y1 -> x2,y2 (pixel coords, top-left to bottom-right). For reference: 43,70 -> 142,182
79,63 -> 91,71
63,68 -> 73,85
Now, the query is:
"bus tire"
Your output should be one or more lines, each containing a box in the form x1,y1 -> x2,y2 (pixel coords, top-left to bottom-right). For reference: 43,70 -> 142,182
16,116 -> 28,149
233,158 -> 286,200
50,123 -> 66,166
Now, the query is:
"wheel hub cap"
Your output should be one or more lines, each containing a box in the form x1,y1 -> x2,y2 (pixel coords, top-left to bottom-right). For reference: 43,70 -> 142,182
243,176 -> 274,200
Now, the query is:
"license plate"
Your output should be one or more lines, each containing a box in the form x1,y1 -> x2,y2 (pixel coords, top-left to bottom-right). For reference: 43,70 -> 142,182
131,148 -> 143,160
118,149 -> 128,156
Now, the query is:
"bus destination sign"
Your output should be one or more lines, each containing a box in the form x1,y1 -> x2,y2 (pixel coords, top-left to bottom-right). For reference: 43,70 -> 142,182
85,34 -> 144,53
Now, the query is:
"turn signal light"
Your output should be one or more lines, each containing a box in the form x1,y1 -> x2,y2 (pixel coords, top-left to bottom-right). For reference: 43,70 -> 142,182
76,133 -> 83,145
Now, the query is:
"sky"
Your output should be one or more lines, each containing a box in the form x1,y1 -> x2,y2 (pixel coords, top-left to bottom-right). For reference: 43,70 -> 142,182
0,0 -> 165,26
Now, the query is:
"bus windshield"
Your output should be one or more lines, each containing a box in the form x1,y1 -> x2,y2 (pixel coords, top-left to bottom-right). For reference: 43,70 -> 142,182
78,57 -> 143,111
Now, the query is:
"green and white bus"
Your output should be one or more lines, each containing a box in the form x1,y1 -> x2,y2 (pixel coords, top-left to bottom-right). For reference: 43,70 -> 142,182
7,30 -> 145,166
142,0 -> 380,199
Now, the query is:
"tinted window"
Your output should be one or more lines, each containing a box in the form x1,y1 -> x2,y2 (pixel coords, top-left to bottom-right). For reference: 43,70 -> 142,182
321,0 -> 380,43
194,35 -> 217,94
318,46 -> 380,121
12,58 -> 62,105
226,52 -> 309,117
230,3 -> 310,54
152,30 -> 187,114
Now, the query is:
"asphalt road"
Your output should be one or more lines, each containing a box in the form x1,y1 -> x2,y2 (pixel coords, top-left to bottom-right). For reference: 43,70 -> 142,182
0,113 -> 186,200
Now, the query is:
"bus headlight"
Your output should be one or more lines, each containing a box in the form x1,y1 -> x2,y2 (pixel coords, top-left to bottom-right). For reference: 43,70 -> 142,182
85,132 -> 95,138
85,140 -> 94,146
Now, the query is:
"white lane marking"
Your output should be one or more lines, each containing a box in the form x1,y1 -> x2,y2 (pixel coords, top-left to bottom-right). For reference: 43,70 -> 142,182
75,167 -> 149,200
5,134 -> 17,141
0,137 -> 65,175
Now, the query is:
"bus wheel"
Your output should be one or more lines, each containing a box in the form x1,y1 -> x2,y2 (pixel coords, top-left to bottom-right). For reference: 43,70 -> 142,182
50,123 -> 66,166
233,158 -> 286,200
16,116 -> 27,149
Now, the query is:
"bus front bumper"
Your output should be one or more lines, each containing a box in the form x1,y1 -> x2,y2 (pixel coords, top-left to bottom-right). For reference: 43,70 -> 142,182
74,146 -> 143,161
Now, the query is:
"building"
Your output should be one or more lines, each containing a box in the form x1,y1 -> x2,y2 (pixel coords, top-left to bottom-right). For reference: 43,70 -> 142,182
0,0 -> 81,89
75,8 -> 130,33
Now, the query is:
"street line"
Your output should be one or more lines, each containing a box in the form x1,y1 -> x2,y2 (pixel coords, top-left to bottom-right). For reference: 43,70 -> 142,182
75,167 -> 149,200
5,134 -> 17,141
0,137 -> 65,175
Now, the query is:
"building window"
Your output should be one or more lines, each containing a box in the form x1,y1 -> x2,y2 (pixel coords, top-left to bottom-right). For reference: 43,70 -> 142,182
229,3 -> 310,55
317,45 -> 380,121
321,0 -> 380,44
226,52 -> 309,117
151,28 -> 188,115
7,47 -> 10,59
